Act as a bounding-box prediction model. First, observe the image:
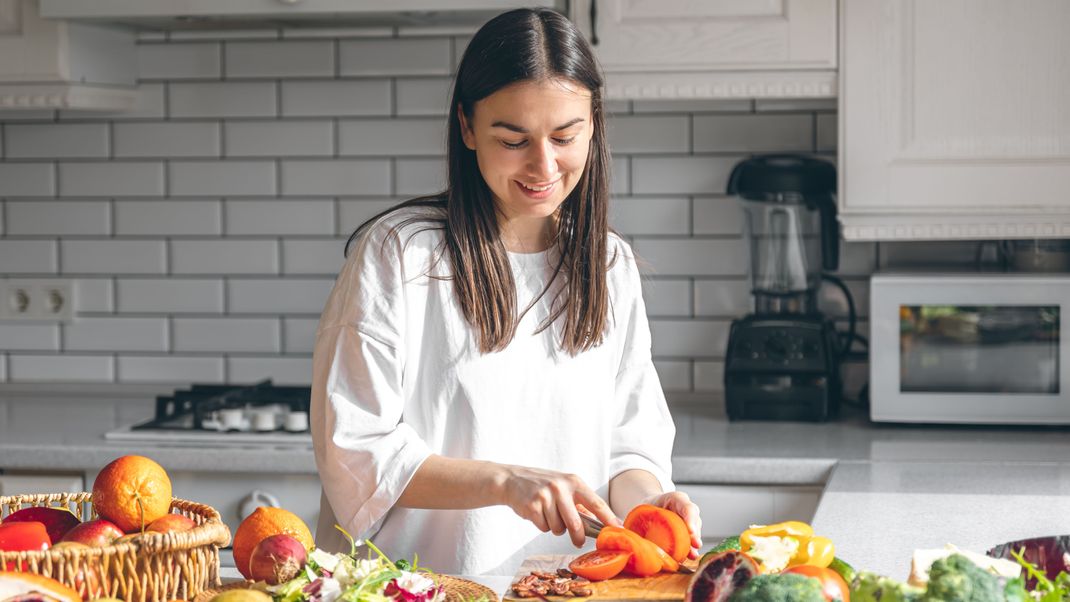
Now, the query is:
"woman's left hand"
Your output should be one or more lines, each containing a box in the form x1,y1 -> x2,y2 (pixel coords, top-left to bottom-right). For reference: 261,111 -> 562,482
641,491 -> 703,559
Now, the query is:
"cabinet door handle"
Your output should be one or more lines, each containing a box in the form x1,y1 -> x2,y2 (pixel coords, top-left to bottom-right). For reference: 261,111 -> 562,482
589,0 -> 599,45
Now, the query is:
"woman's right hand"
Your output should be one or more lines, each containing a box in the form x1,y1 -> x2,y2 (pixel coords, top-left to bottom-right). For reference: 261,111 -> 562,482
497,465 -> 621,548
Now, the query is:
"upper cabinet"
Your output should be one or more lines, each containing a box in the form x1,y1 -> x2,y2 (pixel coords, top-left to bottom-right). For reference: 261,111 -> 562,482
0,0 -> 137,110
570,0 -> 837,100
39,0 -> 560,29
839,0 -> 1070,241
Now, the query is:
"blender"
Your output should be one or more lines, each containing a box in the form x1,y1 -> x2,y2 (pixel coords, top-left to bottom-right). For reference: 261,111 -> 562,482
723,154 -> 842,421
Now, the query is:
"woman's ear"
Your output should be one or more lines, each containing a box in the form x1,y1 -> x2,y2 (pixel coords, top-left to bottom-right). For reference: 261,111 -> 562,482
458,107 -> 476,151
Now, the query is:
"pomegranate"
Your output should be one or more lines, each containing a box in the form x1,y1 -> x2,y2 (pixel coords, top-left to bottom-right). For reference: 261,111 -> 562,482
685,550 -> 760,602
248,534 -> 308,585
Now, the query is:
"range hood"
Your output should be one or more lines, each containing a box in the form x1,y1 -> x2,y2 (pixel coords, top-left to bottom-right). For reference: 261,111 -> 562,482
38,0 -> 559,30
1,0 -> 137,111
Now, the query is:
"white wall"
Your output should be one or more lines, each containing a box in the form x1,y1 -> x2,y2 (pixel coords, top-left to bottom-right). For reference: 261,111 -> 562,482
0,26 -> 883,397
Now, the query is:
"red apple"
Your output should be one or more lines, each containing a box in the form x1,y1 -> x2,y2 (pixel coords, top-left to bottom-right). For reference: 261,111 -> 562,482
61,519 -> 123,547
146,513 -> 196,534
3,506 -> 81,543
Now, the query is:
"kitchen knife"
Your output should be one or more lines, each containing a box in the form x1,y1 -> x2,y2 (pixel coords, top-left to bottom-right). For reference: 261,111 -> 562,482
576,510 -> 695,574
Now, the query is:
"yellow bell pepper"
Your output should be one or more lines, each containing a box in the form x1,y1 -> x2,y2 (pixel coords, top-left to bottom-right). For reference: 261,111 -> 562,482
739,522 -> 835,573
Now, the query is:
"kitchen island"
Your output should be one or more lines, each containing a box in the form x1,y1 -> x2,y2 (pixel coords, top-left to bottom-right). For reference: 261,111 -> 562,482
3,385 -> 1070,587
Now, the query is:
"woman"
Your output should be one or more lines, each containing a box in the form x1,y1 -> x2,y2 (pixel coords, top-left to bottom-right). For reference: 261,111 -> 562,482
311,7 -> 700,576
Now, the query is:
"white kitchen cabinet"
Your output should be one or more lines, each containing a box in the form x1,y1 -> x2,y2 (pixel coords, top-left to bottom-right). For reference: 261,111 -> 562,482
570,0 -> 837,99
0,0 -> 137,110
675,483 -> 822,541
839,0 -> 1070,241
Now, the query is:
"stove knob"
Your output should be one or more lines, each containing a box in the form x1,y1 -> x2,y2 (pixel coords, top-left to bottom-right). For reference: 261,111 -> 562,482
238,489 -> 281,521
764,338 -> 788,360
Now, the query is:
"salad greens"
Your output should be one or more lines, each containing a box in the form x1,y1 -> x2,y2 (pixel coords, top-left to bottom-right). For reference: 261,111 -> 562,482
1010,548 -> 1070,602
272,527 -> 445,602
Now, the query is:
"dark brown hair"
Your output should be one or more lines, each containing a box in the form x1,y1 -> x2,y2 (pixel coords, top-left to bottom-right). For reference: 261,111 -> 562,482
346,7 -> 612,356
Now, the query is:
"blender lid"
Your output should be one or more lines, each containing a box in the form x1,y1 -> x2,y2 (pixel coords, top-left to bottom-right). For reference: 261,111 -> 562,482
726,154 -> 836,201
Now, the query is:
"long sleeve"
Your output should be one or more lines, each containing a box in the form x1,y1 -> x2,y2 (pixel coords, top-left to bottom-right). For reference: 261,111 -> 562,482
310,221 -> 433,544
608,248 -> 676,493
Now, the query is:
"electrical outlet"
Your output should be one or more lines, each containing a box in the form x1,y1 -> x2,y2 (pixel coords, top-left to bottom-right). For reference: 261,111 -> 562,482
0,279 -> 76,321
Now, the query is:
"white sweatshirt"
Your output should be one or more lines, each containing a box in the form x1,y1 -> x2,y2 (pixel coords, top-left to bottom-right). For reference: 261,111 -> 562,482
310,206 -> 676,576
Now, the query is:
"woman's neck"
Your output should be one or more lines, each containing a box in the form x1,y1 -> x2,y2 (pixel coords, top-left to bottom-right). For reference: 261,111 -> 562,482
499,214 -> 555,254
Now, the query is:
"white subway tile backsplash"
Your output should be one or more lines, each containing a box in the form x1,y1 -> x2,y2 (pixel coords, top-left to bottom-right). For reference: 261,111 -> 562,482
171,29 -> 279,41
640,278 -> 692,317
611,197 -> 689,235
281,159 -> 390,196
228,278 -> 333,313
0,163 -> 55,197
137,42 -> 221,80
694,361 -> 725,391
611,156 -> 630,195
339,119 -> 447,156
64,317 -> 168,352
693,196 -> 744,235
818,277 -> 870,319
0,323 -> 60,351
280,80 -> 391,117
695,279 -> 751,316
171,240 -> 278,275
836,241 -> 877,276
396,78 -> 453,116
693,114 -> 812,153
0,240 -> 57,273
6,201 -> 111,236
173,318 -> 280,352
452,36 -> 471,71
650,319 -> 729,357
225,121 -> 334,157
395,158 -> 445,196
282,239 -> 346,275
59,162 -> 165,197
337,198 -> 400,234
5,124 -> 109,159
227,356 -> 313,385
755,99 -> 837,112
0,110 -> 56,121
169,82 -> 277,118
282,27 -> 393,39
226,200 -> 334,235
653,360 -> 691,392
62,240 -> 166,274
117,355 -> 224,383
9,354 -> 114,382
607,115 -> 689,153
282,317 -> 319,353
632,239 -> 747,277
339,38 -> 450,76
632,99 -> 752,113
632,156 -> 739,195
74,278 -> 114,312
114,200 -> 222,236
114,122 -> 221,158
226,41 -> 334,78
117,278 -> 224,313
169,161 -> 276,196
817,113 -> 837,152
59,84 -> 166,121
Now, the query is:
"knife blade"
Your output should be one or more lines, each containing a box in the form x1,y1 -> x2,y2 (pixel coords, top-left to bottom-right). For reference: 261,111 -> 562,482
576,510 -> 695,574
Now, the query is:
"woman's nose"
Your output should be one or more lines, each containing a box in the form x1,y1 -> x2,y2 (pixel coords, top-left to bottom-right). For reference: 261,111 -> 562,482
527,139 -> 557,179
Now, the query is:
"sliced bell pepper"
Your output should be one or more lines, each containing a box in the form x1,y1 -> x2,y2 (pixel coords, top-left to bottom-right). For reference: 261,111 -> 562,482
739,521 -> 835,573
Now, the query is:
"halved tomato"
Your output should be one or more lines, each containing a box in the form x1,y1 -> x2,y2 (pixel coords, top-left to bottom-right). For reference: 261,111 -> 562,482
623,504 -> 691,563
782,565 -> 850,602
652,543 -> 679,573
595,526 -> 663,577
568,549 -> 630,582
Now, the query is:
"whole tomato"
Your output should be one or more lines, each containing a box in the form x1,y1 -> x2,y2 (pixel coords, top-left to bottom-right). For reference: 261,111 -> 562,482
782,565 -> 850,602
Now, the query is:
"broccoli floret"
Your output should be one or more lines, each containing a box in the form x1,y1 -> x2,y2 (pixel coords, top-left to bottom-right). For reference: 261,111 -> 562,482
850,571 -> 924,602
1001,577 -> 1029,602
920,554 -> 1002,602
727,573 -> 827,602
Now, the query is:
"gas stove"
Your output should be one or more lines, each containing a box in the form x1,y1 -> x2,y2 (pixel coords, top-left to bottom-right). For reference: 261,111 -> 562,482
105,380 -> 312,446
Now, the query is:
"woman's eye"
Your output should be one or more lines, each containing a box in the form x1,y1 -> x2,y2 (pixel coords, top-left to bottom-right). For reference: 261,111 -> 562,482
553,137 -> 577,145
500,139 -> 527,149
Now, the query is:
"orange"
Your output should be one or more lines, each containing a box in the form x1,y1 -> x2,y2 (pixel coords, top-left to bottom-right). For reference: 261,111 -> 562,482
92,455 -> 173,533
232,507 -> 314,580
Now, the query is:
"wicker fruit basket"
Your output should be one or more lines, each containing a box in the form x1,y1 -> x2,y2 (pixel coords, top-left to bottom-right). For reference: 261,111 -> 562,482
0,492 -> 232,602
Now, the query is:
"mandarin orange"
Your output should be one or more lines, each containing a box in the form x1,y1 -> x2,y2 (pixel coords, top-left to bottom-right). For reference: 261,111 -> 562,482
92,455 -> 173,533
232,507 -> 314,580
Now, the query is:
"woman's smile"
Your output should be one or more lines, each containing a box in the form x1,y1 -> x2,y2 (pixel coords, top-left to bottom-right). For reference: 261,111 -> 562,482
515,178 -> 561,199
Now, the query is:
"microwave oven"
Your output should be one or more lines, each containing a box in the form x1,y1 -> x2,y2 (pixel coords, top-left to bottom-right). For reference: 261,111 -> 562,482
870,273 -> 1070,424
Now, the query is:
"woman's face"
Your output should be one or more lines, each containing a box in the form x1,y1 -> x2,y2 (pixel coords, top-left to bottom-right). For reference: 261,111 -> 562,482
460,78 -> 594,223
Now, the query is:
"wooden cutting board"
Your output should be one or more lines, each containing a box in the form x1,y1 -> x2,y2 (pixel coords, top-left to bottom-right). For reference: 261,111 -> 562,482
503,555 -> 697,601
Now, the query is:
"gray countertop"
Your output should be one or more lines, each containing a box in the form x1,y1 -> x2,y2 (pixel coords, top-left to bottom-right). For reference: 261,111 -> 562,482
3,385 -> 1070,582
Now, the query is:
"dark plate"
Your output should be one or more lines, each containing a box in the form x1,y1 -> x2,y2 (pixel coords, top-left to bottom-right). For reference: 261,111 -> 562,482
987,535 -> 1070,586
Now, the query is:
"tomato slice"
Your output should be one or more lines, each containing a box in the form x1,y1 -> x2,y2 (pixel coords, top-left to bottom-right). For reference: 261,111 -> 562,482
595,526 -> 663,577
568,549 -> 630,582
782,565 -> 851,602
623,504 -> 691,563
652,543 -> 679,573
